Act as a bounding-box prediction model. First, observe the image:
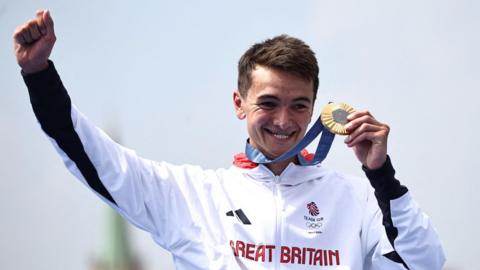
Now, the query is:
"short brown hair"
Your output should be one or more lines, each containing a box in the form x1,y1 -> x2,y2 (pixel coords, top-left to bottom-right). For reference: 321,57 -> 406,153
237,35 -> 319,100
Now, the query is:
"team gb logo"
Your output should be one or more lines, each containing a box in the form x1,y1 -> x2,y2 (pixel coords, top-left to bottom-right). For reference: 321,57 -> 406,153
307,202 -> 320,216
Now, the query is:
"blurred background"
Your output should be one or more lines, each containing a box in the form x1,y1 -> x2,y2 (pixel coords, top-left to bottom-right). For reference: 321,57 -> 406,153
1,0 -> 478,269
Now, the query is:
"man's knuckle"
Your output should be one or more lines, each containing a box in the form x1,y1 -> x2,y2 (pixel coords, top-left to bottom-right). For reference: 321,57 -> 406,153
359,123 -> 369,132
18,26 -> 26,34
13,28 -> 21,37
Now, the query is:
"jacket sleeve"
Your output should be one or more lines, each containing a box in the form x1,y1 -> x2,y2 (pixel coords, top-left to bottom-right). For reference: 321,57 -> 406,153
22,61 -> 203,250
361,156 -> 446,270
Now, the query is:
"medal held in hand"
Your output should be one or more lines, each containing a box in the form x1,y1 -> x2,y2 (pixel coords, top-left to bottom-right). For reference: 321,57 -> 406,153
321,102 -> 355,135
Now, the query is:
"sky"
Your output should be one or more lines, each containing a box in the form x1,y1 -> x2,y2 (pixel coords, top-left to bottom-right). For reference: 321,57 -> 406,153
1,0 -> 479,269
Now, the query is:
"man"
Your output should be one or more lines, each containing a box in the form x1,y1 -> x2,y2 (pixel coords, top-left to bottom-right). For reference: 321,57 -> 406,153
14,10 -> 445,269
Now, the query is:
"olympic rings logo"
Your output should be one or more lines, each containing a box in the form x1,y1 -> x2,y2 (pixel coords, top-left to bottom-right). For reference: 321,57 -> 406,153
306,222 -> 323,229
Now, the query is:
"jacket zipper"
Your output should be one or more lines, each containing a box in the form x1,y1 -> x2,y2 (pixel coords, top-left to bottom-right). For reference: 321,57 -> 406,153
273,175 -> 281,270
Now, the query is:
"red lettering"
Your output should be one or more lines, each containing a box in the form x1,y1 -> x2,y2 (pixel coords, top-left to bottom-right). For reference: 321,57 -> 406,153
245,243 -> 255,260
313,249 -> 323,266
329,250 -> 340,265
306,248 -> 315,265
265,245 -> 275,262
228,240 -> 340,267
291,246 -> 302,264
230,240 -> 237,256
280,246 -> 291,263
236,240 -> 245,257
255,245 -> 265,262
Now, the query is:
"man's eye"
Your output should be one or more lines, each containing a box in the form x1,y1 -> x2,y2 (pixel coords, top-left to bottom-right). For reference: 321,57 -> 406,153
293,104 -> 308,111
258,102 -> 276,109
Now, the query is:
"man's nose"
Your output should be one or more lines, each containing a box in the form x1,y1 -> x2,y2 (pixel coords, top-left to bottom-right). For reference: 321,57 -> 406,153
274,107 -> 292,129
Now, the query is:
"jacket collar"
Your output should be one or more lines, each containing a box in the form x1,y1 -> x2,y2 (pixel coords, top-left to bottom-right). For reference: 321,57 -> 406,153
232,151 -> 330,185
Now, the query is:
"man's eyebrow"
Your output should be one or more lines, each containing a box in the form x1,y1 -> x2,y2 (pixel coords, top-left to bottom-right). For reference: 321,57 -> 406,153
257,95 -> 280,101
292,97 -> 312,103
256,95 -> 312,103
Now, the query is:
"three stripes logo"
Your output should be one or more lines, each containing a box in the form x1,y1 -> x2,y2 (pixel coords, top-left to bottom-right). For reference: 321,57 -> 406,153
226,209 -> 252,225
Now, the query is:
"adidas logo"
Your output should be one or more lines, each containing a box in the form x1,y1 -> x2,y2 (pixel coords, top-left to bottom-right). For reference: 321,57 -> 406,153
226,209 -> 251,225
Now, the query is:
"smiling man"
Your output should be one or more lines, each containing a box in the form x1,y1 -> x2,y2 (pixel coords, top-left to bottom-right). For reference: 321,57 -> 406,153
15,10 -> 445,269
234,64 -> 315,175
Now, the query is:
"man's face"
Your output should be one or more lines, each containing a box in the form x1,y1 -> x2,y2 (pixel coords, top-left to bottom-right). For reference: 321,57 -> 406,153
234,65 -> 314,159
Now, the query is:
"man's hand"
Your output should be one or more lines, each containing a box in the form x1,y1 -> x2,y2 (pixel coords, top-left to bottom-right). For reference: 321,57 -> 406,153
344,110 -> 390,170
13,10 -> 56,74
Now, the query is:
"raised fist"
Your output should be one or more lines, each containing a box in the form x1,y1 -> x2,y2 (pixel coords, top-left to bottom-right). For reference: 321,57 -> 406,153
13,10 -> 56,74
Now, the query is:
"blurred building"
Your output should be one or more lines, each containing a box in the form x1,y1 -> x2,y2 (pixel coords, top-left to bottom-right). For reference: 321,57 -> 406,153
90,208 -> 142,270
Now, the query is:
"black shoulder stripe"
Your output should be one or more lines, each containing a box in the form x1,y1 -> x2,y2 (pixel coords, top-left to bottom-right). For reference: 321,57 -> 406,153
23,61 -> 117,206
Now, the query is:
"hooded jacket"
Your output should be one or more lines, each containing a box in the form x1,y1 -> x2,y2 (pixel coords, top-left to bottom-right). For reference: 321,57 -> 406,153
23,61 -> 445,269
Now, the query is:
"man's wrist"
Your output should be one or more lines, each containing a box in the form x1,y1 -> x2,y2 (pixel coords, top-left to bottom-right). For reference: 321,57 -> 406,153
21,61 -> 49,75
362,155 -> 408,201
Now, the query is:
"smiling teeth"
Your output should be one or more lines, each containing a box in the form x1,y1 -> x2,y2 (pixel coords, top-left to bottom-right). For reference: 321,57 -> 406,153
273,134 -> 289,139
265,128 -> 292,139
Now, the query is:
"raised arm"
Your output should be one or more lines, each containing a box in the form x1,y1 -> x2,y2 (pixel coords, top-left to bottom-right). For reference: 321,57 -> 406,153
14,10 -> 119,206
13,11 -> 194,247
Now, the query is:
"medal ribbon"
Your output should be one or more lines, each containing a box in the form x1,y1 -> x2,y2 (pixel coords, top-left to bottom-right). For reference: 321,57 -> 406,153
245,117 -> 335,166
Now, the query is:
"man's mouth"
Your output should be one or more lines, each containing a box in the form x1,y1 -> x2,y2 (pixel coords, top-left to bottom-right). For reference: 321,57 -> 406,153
264,128 -> 295,140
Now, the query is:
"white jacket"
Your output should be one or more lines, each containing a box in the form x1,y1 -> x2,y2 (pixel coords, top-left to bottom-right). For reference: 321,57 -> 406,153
23,62 -> 446,269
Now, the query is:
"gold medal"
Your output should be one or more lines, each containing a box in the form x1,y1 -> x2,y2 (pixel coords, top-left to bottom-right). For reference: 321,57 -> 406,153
320,102 -> 355,135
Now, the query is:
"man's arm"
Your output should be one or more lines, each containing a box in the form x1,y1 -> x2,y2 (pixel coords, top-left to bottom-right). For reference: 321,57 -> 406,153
359,157 -> 446,269
345,111 -> 446,268
14,10 -> 155,231
14,10 -> 118,206
14,11 -> 203,250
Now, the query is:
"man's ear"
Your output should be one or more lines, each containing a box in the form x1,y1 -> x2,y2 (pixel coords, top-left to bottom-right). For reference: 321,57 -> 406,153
233,91 -> 246,120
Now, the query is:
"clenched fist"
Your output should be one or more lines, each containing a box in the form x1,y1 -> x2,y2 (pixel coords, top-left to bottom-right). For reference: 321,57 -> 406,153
13,10 -> 56,74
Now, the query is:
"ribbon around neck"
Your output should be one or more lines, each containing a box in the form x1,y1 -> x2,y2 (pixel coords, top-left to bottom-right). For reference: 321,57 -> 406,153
245,117 -> 335,166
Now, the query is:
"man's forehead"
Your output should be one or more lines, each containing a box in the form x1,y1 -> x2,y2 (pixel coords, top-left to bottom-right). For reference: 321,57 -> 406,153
251,65 -> 310,83
247,66 -> 314,101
